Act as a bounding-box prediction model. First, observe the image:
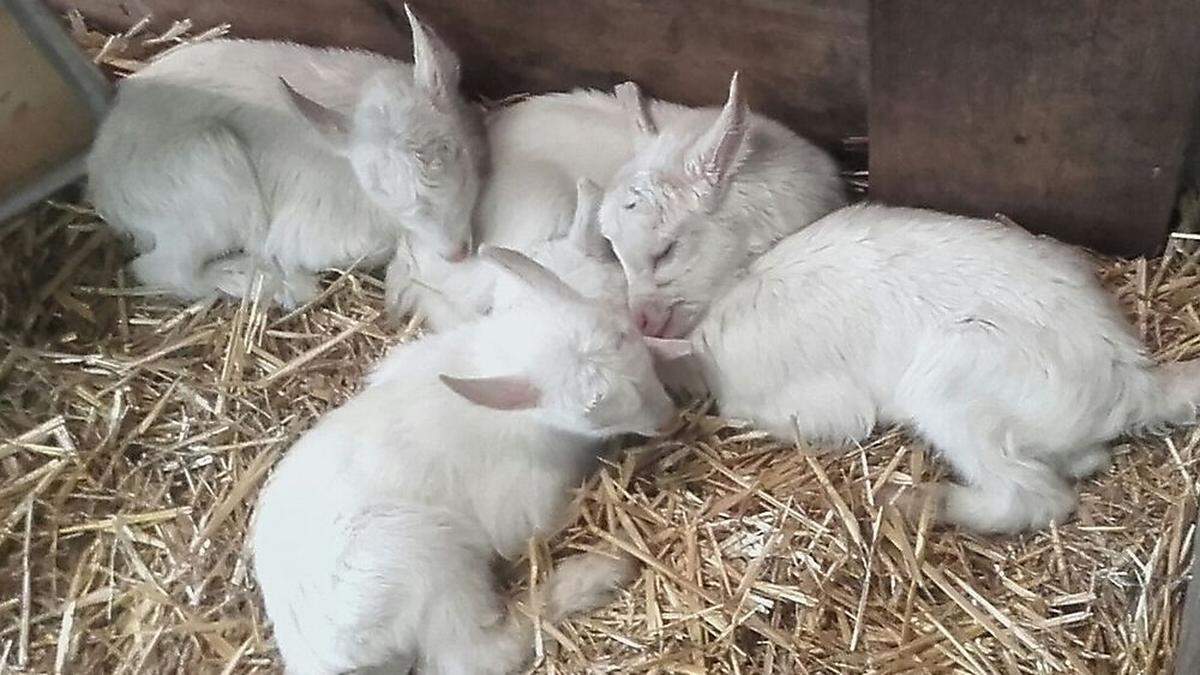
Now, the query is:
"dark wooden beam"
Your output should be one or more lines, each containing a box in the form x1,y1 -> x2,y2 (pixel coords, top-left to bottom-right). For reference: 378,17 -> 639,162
869,0 -> 1200,256
42,0 -> 868,150
1178,518 -> 1200,675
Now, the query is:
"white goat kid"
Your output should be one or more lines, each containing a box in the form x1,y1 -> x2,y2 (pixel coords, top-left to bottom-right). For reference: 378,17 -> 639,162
472,88 -> 644,252
650,204 -> 1200,533
392,178 -> 628,331
598,73 -> 847,338
391,73 -> 843,331
87,5 -> 484,308
252,247 -> 674,674
384,84 -> 639,324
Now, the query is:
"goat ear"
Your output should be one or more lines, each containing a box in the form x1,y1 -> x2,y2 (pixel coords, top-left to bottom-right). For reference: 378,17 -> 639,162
644,336 -> 694,362
685,72 -> 749,209
480,246 -> 584,304
280,78 -> 351,151
439,374 -> 541,410
566,178 -> 610,257
614,80 -> 657,147
405,4 -> 461,106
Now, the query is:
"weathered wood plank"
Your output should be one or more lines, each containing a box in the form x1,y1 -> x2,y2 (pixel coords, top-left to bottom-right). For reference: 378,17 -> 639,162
2,1 -> 108,221
869,0 -> 1200,256
42,0 -> 868,149
1177,519 -> 1200,675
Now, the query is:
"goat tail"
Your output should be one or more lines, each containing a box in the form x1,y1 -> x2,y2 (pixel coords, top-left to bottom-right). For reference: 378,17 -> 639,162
1134,359 -> 1200,433
537,552 -> 637,622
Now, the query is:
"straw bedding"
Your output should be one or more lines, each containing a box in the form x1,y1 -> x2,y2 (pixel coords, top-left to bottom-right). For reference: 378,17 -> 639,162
2,15 -> 1199,675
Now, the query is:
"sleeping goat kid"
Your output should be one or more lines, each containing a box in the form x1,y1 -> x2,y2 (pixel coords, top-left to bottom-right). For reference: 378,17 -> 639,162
650,205 -> 1200,533
383,75 -> 651,323
252,247 -> 674,674
392,72 -> 843,330
597,73 -> 846,338
87,5 -> 484,308
391,177 -> 628,330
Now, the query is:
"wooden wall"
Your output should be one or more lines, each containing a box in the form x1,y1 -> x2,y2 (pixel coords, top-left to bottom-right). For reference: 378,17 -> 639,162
870,0 -> 1200,256
41,0 -> 1200,255
42,0 -> 869,150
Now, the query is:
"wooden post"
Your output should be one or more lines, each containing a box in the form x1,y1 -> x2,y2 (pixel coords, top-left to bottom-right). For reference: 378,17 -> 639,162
1177,516 -> 1200,675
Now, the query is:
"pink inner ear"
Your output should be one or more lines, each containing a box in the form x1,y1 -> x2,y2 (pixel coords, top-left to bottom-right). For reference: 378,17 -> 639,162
689,73 -> 749,195
694,112 -> 747,189
438,374 -> 542,411
406,4 -> 459,102
280,77 -> 350,142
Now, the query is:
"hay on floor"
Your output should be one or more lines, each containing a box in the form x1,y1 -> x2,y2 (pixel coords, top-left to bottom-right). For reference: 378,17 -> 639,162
2,13 -> 1200,674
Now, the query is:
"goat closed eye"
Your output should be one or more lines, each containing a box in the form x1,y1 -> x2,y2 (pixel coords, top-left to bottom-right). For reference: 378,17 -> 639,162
623,186 -> 646,211
585,389 -> 604,411
653,241 -> 677,267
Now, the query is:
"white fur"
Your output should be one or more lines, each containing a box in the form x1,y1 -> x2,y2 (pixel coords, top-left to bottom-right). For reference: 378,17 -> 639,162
252,248 -> 670,674
489,180 -> 627,315
384,87 -> 637,324
391,179 -> 628,331
391,79 -> 842,331
598,75 -> 847,338
88,8 -> 485,308
474,89 -> 646,250
669,204 -> 1200,533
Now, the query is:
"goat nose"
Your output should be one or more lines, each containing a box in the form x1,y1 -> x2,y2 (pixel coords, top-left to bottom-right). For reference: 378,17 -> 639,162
636,310 -> 651,334
634,302 -> 670,338
443,241 -> 470,263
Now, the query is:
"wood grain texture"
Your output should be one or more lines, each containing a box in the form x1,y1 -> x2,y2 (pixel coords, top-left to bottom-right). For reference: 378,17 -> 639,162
1,6 -> 95,199
869,0 -> 1200,256
42,0 -> 868,149
1178,520 -> 1200,675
